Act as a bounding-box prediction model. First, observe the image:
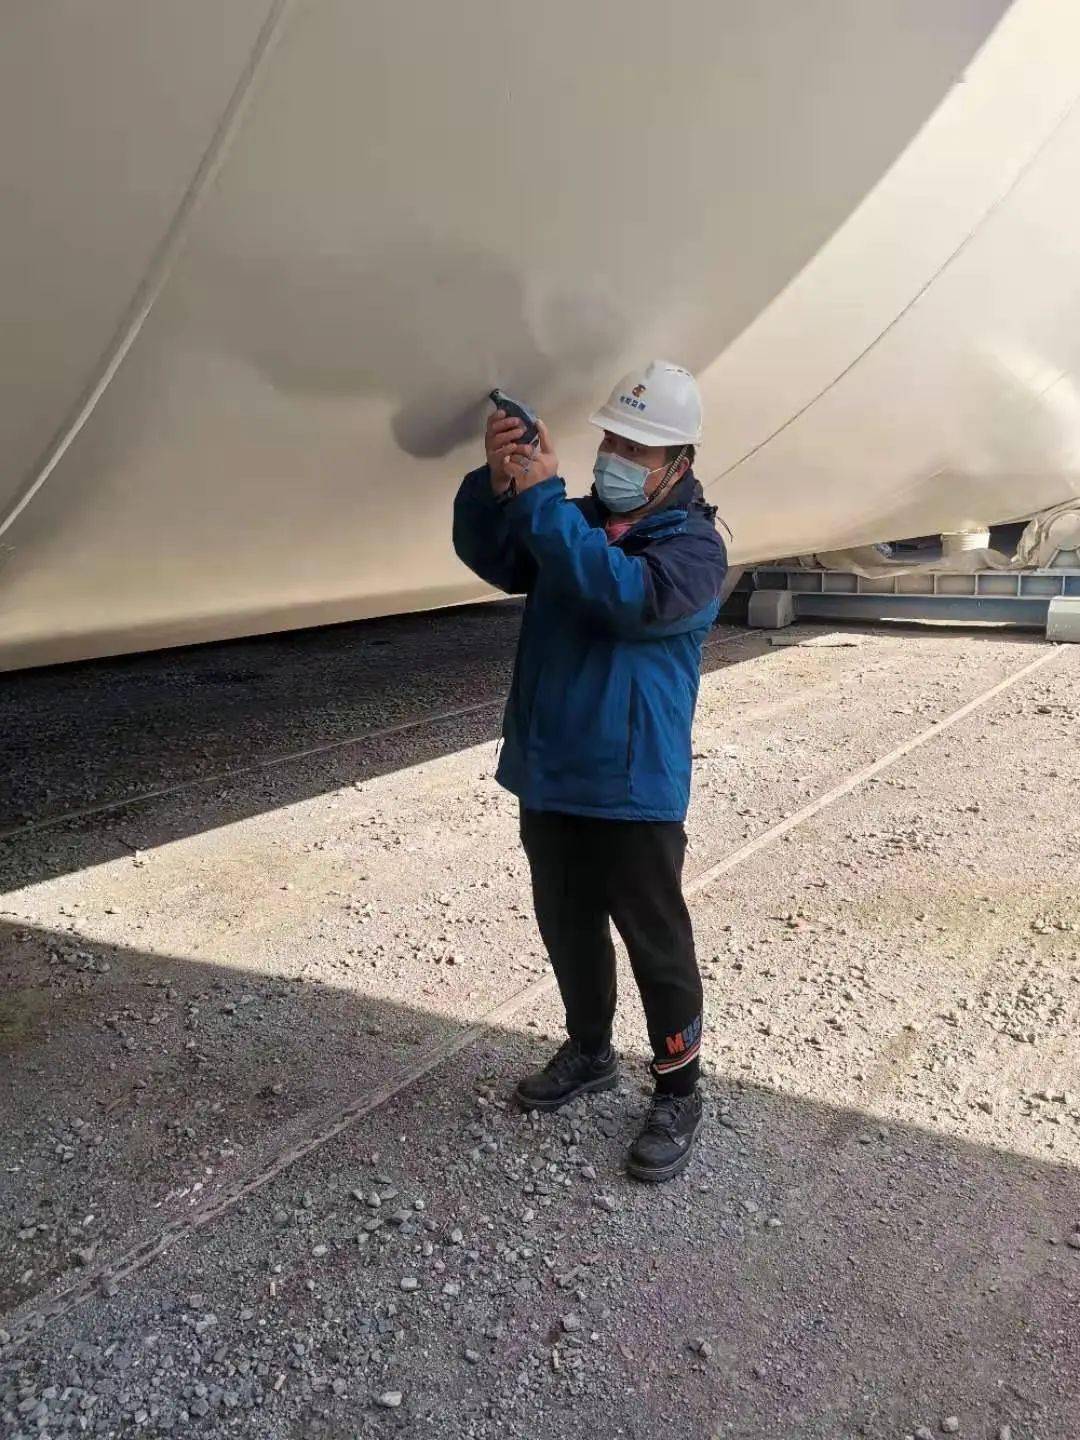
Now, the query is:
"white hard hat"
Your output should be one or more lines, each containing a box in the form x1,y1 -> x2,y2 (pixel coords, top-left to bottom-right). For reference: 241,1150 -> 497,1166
588,359 -> 703,448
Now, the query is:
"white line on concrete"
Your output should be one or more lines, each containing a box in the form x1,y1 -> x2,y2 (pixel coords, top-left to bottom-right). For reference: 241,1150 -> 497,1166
686,646 -> 1058,899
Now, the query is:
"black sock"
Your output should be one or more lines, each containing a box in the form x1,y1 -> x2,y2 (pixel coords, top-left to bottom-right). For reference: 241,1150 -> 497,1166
581,1040 -> 614,1063
653,1058 -> 699,1097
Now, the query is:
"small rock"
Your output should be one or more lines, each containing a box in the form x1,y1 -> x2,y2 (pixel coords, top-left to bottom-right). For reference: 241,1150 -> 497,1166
1066,1233 -> 1080,1251
941,1423 -> 960,1436
997,1427 -> 1013,1440
561,1313 -> 582,1333
400,1277 -> 419,1292
593,1193 -> 617,1214
377,1391 -> 403,1409
914,1429 -> 935,1440
464,1349 -> 480,1364
581,1165 -> 598,1182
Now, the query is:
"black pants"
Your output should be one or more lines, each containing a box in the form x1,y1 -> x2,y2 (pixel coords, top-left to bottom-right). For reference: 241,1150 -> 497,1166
520,808 -> 703,1095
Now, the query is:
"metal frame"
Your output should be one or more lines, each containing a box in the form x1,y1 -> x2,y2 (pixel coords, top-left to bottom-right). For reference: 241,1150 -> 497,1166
749,566 -> 1080,631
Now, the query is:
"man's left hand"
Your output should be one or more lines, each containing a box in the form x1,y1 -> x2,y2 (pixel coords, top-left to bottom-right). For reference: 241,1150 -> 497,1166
504,420 -> 559,494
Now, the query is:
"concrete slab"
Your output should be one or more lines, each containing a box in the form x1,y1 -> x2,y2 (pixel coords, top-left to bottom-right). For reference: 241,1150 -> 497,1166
1046,594 -> 1080,642
747,587 -> 796,629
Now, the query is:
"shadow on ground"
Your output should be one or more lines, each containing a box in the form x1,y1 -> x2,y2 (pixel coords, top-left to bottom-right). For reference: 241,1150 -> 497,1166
1,920 -> 1077,1438
0,607 -> 762,892
0,604 -> 526,834
0,603 -> 1036,896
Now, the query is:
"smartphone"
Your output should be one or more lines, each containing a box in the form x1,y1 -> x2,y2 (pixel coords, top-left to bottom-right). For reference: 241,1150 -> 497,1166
489,388 -> 539,447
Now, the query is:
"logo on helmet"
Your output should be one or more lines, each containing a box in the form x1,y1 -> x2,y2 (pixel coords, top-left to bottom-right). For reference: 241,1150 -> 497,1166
618,388 -> 648,412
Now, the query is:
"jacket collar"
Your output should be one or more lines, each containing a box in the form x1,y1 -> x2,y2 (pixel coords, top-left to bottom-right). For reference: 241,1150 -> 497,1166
588,468 -> 714,538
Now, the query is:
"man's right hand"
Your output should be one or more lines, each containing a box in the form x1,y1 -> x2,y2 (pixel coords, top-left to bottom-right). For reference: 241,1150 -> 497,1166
485,410 -> 526,496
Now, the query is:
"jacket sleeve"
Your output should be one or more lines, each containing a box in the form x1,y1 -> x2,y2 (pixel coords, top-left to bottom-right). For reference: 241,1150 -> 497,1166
505,478 -> 727,637
452,466 -> 536,596
644,526 -> 729,628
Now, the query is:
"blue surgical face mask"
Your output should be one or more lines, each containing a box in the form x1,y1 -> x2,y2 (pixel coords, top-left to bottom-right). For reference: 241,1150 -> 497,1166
592,452 -> 655,513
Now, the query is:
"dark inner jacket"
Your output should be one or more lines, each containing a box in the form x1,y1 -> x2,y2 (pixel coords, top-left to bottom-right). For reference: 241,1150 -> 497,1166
453,464 -> 728,822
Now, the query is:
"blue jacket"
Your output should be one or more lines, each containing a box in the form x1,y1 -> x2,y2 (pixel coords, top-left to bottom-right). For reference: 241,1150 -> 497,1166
453,465 -> 728,821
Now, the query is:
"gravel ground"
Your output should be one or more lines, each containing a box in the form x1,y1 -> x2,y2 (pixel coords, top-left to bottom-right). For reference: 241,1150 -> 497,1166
0,604 -> 524,832
1,609 -> 1078,1439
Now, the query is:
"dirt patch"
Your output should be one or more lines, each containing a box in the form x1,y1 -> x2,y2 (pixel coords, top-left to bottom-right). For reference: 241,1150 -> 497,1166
0,987 -> 49,1052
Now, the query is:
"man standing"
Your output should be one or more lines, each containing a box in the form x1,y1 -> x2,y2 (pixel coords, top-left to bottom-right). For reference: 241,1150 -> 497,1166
453,361 -> 727,1182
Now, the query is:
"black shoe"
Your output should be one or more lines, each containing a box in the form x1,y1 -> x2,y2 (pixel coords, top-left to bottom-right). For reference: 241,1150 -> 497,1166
514,1038 -> 619,1113
626,1088 -> 704,1183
